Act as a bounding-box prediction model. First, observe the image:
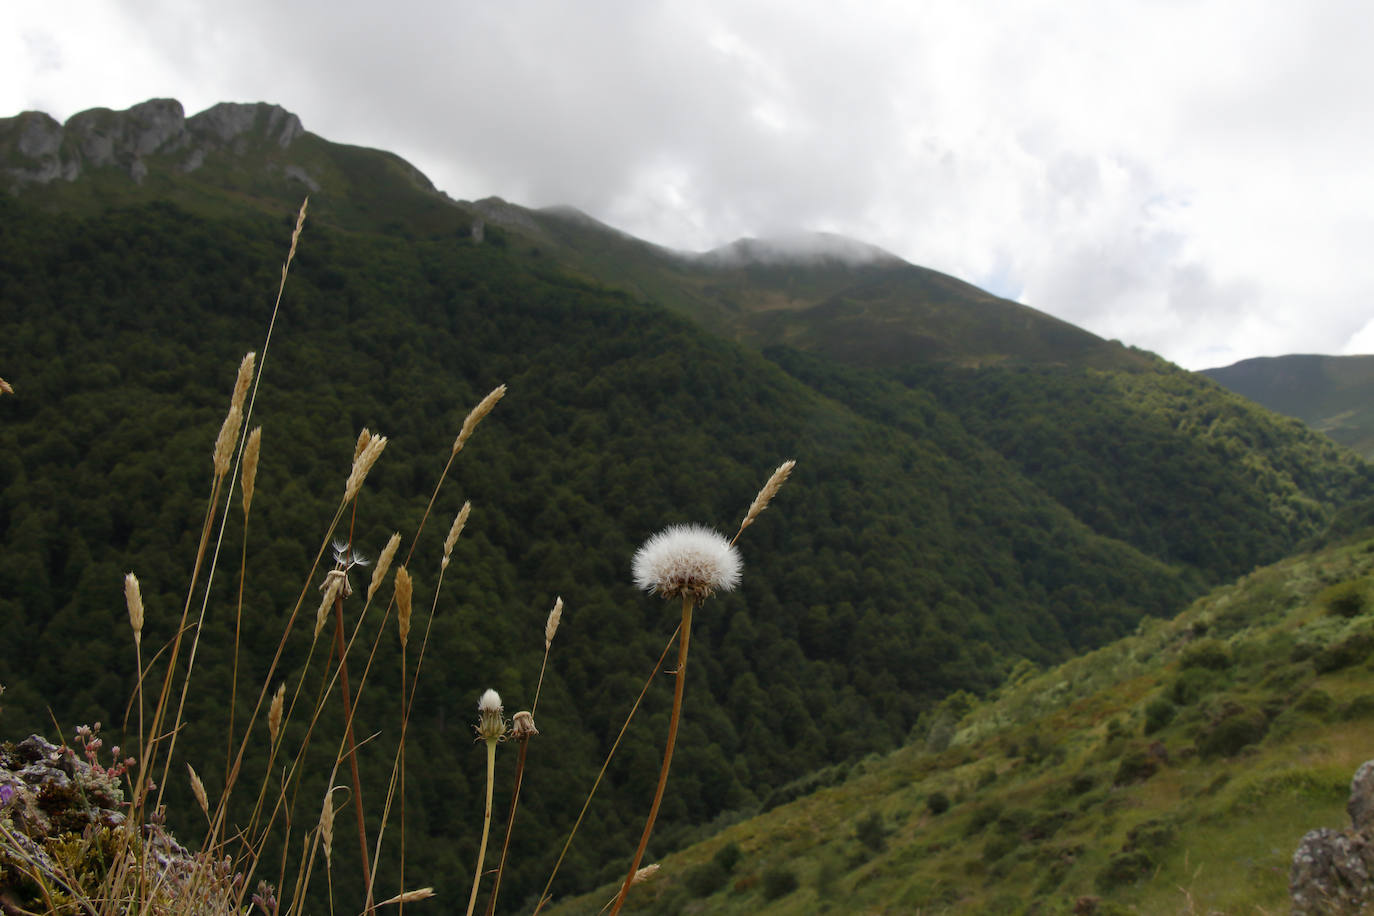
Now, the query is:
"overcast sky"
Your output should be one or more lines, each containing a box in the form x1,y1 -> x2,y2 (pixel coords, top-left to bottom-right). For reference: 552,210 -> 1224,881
7,0 -> 1374,369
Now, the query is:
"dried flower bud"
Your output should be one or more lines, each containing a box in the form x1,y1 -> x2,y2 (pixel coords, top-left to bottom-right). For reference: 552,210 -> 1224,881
123,572 -> 144,648
545,596 -> 563,650
451,385 -> 506,456
368,532 -> 401,603
475,689 -> 507,743
511,710 -> 538,740
241,426 -> 262,515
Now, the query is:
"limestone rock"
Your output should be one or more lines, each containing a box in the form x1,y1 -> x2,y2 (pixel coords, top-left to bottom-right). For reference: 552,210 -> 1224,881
1290,759 -> 1374,914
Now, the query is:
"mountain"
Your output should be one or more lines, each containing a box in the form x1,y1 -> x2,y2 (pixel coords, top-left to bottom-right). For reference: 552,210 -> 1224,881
545,524 -> 1374,915
1,98 -> 1370,911
1202,354 -> 1374,459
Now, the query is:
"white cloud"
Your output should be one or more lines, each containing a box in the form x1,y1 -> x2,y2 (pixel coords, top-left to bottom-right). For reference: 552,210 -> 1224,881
6,0 -> 1374,370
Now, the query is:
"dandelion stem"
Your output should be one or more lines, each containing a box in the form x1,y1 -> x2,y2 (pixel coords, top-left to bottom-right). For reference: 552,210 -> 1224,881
465,737 -> 498,916
609,595 -> 694,916
483,735 -> 528,916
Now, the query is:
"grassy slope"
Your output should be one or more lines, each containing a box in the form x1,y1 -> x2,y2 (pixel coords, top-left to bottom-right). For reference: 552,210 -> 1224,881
1203,354 -> 1374,459
548,530 -> 1374,915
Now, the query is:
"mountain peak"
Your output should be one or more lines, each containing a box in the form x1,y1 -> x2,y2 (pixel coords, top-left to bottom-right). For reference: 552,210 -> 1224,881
695,231 -> 903,269
0,98 -> 304,188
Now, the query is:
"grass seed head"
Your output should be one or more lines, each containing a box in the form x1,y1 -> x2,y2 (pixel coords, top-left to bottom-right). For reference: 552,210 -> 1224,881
737,459 -> 796,538
380,888 -> 435,905
241,426 -> 262,515
319,786 -> 337,868
315,570 -> 347,639
123,572 -> 144,647
395,565 -> 414,648
344,433 -> 387,502
545,596 -> 563,650
231,351 -> 256,413
187,764 -> 209,819
368,532 -> 401,603
441,501 -> 471,570
451,385 -> 506,456
268,682 -> 285,745
213,404 -> 242,479
0,377 -> 13,395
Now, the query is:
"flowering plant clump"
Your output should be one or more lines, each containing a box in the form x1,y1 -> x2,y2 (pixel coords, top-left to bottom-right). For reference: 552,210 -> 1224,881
631,524 -> 742,601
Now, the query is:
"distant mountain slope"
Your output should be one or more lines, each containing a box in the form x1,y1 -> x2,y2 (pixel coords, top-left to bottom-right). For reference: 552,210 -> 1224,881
546,524 -> 1374,915
1202,354 -> 1374,458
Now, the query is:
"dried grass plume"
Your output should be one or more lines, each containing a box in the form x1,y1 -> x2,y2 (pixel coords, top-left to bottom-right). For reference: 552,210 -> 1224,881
123,572 -> 144,648
368,532 -> 401,603
395,565 -> 414,649
736,459 -> 795,541
241,426 -> 262,515
451,385 -> 506,456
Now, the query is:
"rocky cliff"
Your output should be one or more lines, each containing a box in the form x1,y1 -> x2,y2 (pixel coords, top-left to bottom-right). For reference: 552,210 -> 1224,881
0,98 -> 305,189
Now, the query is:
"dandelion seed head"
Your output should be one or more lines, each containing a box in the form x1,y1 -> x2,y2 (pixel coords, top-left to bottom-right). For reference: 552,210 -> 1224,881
632,524 -> 742,600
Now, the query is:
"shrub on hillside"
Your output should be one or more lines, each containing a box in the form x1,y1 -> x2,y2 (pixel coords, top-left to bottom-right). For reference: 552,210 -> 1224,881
1313,631 -> 1374,673
1295,689 -> 1335,716
684,862 -> 730,898
1113,749 -> 1159,786
1321,581 -> 1367,618
761,866 -> 799,900
1197,706 -> 1269,757
1095,851 -> 1155,891
1169,667 -> 1226,705
1179,638 -> 1233,671
1143,697 -> 1177,734
926,791 -> 951,815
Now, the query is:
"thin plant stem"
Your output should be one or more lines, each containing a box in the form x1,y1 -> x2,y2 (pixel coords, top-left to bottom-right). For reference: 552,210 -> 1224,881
532,623 -> 681,915
482,736 -> 528,916
331,587 -> 372,906
608,595 -> 694,916
465,738 -> 498,916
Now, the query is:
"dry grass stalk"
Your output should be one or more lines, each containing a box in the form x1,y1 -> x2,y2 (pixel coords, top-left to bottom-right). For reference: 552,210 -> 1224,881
442,502 -> 471,570
380,887 -> 435,906
213,404 -> 243,479
241,426 -> 262,515
451,386 -> 506,456
344,434 -> 388,502
734,459 -> 796,542
123,572 -> 144,648
315,571 -> 347,639
288,197 -> 308,262
545,596 -> 563,650
368,532 -> 402,603
187,764 -> 209,819
395,566 -> 414,649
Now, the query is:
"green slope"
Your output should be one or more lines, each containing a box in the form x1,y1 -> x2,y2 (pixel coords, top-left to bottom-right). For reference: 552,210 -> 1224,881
0,196 -> 1197,911
1203,354 -> 1374,459
547,527 -> 1374,915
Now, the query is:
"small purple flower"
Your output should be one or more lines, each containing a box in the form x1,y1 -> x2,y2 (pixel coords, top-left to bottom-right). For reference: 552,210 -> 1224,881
0,784 -> 14,806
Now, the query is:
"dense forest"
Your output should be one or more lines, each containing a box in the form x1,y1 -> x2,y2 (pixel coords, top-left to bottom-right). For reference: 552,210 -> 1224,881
0,179 -> 1369,910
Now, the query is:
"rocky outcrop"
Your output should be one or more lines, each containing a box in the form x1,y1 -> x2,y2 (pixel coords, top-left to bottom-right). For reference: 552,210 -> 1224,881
1290,759 -> 1374,914
0,98 -> 305,189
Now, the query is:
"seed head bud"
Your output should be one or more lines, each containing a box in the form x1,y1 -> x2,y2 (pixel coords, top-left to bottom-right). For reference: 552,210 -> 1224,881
475,689 -> 507,743
353,427 -> 373,463
315,570 -> 347,639
511,710 -> 538,740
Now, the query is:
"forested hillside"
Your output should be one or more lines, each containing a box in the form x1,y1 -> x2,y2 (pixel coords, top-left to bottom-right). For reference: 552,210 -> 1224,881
2,99 -> 1372,912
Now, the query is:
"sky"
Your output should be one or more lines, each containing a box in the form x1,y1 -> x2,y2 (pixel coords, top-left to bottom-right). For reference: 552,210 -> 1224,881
6,0 -> 1374,369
